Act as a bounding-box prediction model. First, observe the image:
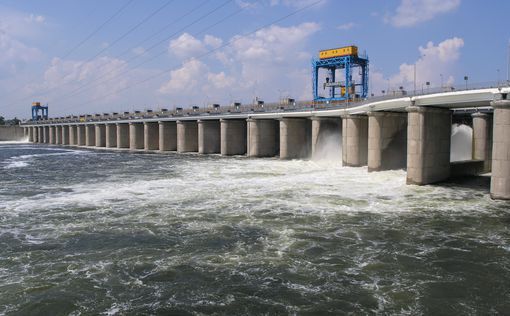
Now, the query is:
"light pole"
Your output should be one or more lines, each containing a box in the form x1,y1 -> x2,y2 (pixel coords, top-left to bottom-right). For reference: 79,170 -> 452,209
426,81 -> 430,93
497,69 -> 501,86
464,76 -> 468,90
440,74 -> 443,91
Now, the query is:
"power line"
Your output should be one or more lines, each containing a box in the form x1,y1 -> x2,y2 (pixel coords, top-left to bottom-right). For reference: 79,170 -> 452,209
5,0 -> 134,100
15,0 -> 175,105
52,0 -> 235,104
62,0 -> 324,112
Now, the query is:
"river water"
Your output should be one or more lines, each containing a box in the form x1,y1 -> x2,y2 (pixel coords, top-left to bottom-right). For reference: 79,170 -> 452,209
1,142 -> 509,315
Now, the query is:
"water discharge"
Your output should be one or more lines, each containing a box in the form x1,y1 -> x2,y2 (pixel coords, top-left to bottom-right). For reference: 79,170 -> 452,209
0,143 -> 509,314
451,124 -> 473,162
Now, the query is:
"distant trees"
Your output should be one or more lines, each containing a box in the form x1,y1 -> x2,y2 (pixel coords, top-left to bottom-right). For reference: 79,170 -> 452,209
0,116 -> 21,126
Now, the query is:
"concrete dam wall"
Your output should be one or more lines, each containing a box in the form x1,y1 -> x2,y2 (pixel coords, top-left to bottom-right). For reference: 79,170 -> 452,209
0,126 -> 25,141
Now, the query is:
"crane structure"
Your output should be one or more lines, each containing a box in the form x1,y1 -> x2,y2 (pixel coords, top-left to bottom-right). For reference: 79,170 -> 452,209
312,45 -> 369,103
31,102 -> 48,121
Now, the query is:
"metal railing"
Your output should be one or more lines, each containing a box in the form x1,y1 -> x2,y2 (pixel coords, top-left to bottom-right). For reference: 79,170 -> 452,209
22,80 -> 510,125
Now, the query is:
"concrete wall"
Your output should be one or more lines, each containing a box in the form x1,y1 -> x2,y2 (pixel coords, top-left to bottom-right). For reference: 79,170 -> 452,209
177,120 -> 198,153
159,121 -> 177,151
62,125 -> 70,145
490,100 -> 510,199
279,118 -> 311,159
85,125 -> 95,146
220,119 -> 246,156
129,123 -> 144,150
198,120 -> 220,154
55,126 -> 62,144
144,122 -> 159,151
77,126 -> 86,146
368,112 -> 407,172
247,119 -> 279,157
95,124 -> 106,147
406,106 -> 452,185
69,125 -> 77,145
472,113 -> 492,173
342,115 -> 368,167
117,123 -> 129,148
106,124 -> 117,148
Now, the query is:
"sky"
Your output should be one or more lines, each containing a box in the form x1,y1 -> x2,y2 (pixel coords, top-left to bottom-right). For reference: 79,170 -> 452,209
0,0 -> 509,119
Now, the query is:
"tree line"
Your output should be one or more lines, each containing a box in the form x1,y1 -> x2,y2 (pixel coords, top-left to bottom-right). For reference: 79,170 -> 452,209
0,116 -> 21,126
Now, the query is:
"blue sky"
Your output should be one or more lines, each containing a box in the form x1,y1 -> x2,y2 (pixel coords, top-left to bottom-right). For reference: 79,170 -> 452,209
0,0 -> 508,119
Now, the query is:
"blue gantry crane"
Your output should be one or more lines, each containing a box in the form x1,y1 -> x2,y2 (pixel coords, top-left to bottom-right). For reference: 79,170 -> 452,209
31,102 -> 48,121
312,45 -> 369,103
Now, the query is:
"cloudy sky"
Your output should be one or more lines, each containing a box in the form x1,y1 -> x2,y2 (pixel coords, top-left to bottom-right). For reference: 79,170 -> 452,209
0,0 -> 508,119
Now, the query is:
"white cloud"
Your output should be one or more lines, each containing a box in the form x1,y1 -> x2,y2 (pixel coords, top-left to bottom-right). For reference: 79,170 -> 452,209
160,22 -> 320,104
269,0 -> 326,9
337,22 -> 356,30
387,0 -> 460,27
169,33 -> 206,59
371,37 -> 464,94
25,14 -> 45,24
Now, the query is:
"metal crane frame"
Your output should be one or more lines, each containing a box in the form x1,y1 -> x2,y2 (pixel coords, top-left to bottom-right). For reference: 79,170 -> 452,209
32,104 -> 49,121
312,54 -> 369,102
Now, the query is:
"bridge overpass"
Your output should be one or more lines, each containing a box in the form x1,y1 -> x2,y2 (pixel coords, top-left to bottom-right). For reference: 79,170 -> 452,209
23,86 -> 510,200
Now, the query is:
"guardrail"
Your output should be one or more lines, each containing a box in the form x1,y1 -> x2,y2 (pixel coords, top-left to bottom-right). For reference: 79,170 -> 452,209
22,81 -> 510,125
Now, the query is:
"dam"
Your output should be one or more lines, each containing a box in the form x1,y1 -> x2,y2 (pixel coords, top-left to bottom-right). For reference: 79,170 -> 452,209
21,86 -> 510,200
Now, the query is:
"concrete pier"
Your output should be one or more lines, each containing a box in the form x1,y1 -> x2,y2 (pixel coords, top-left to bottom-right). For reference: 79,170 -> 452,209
28,127 -> 34,142
367,112 -> 407,172
129,123 -> 144,150
117,123 -> 129,149
85,125 -> 96,146
36,127 -> 42,143
77,126 -> 86,146
279,118 -> 311,159
32,126 -> 38,143
62,126 -> 70,145
177,120 -> 198,153
247,119 -> 279,157
49,126 -> 56,144
310,117 -> 342,160
43,126 -> 49,143
472,113 -> 492,173
198,120 -> 220,154
106,124 -> 117,148
55,126 -> 62,144
144,122 -> 159,151
159,121 -> 177,151
342,114 -> 368,167
406,106 -> 452,185
220,119 -> 247,156
490,99 -> 510,199
69,125 -> 77,145
95,124 -> 106,147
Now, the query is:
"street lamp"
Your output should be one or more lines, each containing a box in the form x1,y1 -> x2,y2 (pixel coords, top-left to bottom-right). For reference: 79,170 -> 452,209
440,74 -> 443,91
464,76 -> 468,90
497,69 -> 501,86
413,54 -> 425,95
426,81 -> 430,93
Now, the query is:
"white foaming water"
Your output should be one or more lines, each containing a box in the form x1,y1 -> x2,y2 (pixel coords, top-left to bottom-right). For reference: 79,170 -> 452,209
451,124 -> 473,162
312,132 -> 342,162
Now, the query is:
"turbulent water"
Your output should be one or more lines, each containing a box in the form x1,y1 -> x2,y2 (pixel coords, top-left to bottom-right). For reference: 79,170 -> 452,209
1,142 -> 509,315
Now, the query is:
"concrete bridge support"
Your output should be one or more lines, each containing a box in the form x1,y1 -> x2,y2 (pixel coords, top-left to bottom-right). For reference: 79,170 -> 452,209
220,119 -> 247,156
106,124 -> 117,148
42,126 -> 49,143
490,100 -> 510,200
49,126 -> 56,144
117,123 -> 129,149
129,122 -> 144,150
342,115 -> 368,167
36,127 -> 42,143
198,120 -> 220,154
159,121 -> 177,151
31,126 -> 38,143
472,113 -> 492,173
279,118 -> 311,159
406,106 -> 451,185
77,126 -> 86,146
95,124 -> 106,147
28,126 -> 35,143
368,112 -> 407,172
62,126 -> 70,145
177,120 -> 198,153
85,125 -> 96,146
55,126 -> 62,144
144,122 -> 159,151
69,125 -> 77,145
247,119 -> 279,157
310,117 -> 342,160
